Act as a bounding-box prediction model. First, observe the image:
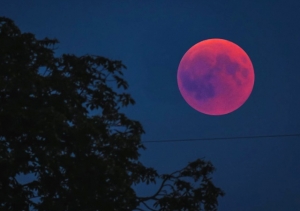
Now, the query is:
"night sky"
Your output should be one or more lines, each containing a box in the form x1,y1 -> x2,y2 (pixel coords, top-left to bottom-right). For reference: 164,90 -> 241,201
1,0 -> 300,210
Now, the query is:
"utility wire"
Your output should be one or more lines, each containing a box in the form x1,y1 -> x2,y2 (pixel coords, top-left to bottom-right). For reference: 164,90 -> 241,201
142,133 -> 300,143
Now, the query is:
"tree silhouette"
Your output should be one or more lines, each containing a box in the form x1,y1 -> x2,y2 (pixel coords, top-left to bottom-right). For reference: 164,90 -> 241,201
0,17 -> 224,211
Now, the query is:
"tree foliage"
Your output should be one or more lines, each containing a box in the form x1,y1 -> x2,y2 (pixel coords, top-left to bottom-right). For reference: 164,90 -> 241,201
0,17 -> 224,211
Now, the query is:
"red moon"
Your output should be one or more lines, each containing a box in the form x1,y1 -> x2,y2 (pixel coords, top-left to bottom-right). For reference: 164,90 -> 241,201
177,38 -> 254,115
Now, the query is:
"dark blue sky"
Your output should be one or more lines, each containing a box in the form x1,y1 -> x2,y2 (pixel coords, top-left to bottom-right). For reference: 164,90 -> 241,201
1,0 -> 300,210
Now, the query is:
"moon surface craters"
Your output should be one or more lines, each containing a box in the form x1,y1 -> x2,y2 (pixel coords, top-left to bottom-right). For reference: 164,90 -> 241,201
180,71 -> 215,101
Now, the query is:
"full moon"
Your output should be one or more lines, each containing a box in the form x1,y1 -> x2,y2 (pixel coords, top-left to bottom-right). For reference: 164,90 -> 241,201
177,38 -> 255,115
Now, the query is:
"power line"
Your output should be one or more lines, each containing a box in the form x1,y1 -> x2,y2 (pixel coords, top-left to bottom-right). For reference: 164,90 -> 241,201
142,133 -> 300,143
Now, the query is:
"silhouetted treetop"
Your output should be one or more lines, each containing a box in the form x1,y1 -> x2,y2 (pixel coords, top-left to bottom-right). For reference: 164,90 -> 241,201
0,17 -> 224,211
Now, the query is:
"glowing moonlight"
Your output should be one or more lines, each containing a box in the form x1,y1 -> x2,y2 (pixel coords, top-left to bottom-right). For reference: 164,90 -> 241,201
177,38 -> 255,115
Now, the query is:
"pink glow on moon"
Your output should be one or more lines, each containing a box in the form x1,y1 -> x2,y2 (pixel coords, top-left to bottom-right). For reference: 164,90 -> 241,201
177,38 -> 255,115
